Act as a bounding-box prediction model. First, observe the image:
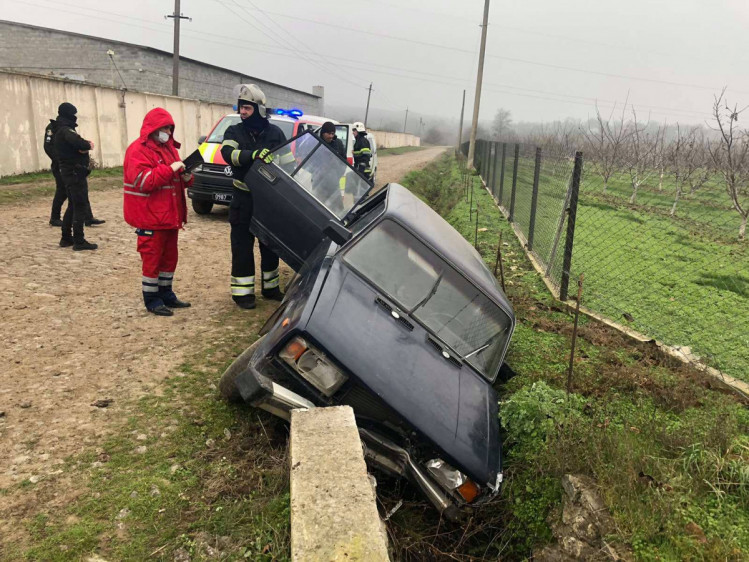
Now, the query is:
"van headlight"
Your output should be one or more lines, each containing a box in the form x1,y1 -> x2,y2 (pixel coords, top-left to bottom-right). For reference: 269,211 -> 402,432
426,459 -> 481,503
279,337 -> 348,396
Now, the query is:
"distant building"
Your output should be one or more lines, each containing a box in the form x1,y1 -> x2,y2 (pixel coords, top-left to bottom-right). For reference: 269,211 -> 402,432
0,20 -> 324,114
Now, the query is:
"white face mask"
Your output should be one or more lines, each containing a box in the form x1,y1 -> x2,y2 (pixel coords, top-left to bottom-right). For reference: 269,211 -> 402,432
156,130 -> 170,144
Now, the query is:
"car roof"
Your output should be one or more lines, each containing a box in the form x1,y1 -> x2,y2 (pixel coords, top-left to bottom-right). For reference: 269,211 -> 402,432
382,183 -> 514,316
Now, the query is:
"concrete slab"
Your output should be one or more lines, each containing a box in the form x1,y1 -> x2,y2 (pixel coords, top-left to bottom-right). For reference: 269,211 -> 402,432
290,406 -> 390,562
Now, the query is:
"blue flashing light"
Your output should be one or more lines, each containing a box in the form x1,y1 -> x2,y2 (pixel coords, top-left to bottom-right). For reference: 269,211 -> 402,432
272,107 -> 304,119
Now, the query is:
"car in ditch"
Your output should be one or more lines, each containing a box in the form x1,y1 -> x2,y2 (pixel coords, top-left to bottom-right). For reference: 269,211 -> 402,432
219,131 -> 515,518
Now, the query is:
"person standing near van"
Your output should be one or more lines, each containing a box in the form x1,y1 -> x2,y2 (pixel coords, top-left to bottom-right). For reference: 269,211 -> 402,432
54,102 -> 98,250
352,121 -> 373,180
123,108 -> 193,316
220,84 -> 291,310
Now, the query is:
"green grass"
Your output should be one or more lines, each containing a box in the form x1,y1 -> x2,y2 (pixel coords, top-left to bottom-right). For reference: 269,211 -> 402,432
0,167 -> 123,205
475,151 -> 748,381
386,154 -> 749,561
378,146 -> 427,156
9,310 -> 291,561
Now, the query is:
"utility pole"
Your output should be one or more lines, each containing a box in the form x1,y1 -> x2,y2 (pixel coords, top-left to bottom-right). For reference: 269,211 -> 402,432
418,117 -> 423,137
166,0 -> 190,97
364,82 -> 373,128
467,0 -> 490,169
457,89 -> 466,154
403,107 -> 409,134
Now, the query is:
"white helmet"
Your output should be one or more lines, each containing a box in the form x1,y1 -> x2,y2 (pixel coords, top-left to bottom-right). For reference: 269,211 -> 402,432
352,121 -> 366,133
234,83 -> 267,118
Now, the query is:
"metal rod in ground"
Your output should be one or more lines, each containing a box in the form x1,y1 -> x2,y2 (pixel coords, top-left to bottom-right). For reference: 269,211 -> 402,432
566,274 -> 584,395
469,177 -> 473,217
494,232 -> 506,292
474,204 -> 479,249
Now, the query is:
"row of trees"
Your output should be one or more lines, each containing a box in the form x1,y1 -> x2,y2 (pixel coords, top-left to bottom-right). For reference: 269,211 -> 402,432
485,94 -> 749,240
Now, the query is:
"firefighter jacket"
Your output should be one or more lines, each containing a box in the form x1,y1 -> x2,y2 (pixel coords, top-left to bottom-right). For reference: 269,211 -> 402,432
43,119 -> 58,162
53,115 -> 90,170
123,108 -> 192,231
220,120 -> 290,191
353,133 -> 372,176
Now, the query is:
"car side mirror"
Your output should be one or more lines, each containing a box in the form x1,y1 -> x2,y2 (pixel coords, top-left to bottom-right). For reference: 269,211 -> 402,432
198,135 -> 207,144
323,220 -> 352,245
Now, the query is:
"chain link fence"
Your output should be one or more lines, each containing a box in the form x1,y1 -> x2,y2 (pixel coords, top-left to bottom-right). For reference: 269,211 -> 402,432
461,139 -> 748,381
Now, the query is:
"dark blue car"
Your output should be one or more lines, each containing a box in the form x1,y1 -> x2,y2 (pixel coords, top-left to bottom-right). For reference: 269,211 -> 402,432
220,132 -> 516,518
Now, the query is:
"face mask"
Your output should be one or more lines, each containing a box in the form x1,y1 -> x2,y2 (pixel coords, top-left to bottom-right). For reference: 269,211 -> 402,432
156,131 -> 170,144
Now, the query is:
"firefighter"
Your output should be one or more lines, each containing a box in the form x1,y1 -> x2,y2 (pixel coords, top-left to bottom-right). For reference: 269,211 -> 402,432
352,121 -> 373,180
54,102 -> 98,250
123,108 -> 193,316
44,105 -> 104,227
220,84 -> 292,310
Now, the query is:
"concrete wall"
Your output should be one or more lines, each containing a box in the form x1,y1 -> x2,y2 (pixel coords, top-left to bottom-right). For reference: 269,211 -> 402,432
368,130 -> 421,149
0,20 -> 323,114
0,70 -> 231,176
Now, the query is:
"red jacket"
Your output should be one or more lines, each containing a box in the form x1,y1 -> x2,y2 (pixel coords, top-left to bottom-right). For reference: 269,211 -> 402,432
123,108 -> 193,230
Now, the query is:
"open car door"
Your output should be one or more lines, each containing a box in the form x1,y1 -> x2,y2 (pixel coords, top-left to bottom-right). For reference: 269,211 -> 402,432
245,131 -> 374,271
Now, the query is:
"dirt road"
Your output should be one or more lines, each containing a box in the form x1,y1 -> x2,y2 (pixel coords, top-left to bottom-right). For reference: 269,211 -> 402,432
0,146 -> 445,535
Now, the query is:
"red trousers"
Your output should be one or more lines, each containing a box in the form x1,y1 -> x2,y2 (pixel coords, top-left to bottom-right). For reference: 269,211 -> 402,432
137,229 -> 179,308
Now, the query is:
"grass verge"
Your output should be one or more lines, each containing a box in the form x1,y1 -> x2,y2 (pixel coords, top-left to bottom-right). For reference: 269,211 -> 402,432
6,308 -> 291,561
379,146 -> 428,156
0,168 -> 123,206
388,154 -> 749,561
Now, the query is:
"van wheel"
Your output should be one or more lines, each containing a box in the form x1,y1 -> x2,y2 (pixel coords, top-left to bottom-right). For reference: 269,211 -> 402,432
192,200 -> 213,215
219,336 -> 265,403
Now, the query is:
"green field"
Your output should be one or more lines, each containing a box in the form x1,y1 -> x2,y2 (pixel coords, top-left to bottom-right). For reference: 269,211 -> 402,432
476,146 -> 748,380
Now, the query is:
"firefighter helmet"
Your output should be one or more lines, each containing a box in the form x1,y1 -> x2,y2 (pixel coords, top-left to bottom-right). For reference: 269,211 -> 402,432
352,121 -> 366,133
234,84 -> 267,118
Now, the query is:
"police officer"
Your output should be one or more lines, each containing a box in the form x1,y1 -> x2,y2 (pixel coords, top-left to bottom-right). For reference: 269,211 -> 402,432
220,84 -> 292,309
54,102 -> 97,250
44,105 -> 104,227
352,121 -> 373,180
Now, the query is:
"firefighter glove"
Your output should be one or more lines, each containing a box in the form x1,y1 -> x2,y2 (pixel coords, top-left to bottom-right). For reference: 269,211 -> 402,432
252,148 -> 273,164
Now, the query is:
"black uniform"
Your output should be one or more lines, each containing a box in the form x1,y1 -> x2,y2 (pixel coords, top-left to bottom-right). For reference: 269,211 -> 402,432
44,119 -> 93,224
353,132 -> 373,180
220,117 -> 291,304
54,115 -> 92,243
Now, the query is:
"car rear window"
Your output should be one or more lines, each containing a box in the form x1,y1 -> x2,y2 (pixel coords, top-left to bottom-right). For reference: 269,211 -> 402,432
344,219 -> 512,380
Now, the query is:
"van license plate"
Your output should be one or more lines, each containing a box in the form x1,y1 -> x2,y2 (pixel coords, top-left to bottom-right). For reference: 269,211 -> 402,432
214,193 -> 231,202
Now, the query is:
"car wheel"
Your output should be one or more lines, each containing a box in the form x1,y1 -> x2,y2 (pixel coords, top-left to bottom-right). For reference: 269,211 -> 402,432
219,335 -> 265,403
192,200 -> 214,215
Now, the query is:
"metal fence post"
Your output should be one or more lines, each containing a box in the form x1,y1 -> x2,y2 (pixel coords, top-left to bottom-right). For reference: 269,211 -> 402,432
499,143 -> 506,205
491,142 -> 499,199
487,142 -> 493,193
559,151 -> 583,301
527,146 -> 542,251
509,144 -> 519,222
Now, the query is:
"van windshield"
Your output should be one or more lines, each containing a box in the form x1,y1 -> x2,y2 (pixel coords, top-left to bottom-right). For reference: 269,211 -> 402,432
344,219 -> 512,380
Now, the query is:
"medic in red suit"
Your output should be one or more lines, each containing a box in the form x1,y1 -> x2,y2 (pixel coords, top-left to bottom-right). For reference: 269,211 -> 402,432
123,108 -> 194,316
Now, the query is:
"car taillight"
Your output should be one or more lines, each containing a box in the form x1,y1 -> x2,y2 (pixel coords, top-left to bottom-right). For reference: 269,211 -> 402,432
347,156 -> 354,165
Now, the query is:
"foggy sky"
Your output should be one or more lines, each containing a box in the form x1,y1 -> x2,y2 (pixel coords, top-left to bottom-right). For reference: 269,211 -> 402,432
5,0 -> 749,132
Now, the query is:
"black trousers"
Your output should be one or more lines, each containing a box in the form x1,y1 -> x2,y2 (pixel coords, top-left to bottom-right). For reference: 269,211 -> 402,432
228,188 -> 279,296
60,167 -> 89,242
50,161 -> 94,221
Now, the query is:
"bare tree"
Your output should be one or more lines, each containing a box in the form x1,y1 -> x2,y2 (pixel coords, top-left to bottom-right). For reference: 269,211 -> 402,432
581,102 -> 630,193
492,108 -> 513,141
666,126 -> 712,216
621,108 -> 660,205
707,89 -> 749,240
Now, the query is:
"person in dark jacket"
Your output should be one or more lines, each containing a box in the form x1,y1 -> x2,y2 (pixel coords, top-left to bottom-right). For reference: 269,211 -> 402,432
352,121 -> 373,180
53,103 -> 97,250
44,107 -> 104,227
220,84 -> 294,310
319,121 -> 345,158
317,121 -> 347,213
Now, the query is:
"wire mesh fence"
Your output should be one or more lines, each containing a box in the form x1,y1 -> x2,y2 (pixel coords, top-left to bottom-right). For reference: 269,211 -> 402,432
461,139 -> 748,381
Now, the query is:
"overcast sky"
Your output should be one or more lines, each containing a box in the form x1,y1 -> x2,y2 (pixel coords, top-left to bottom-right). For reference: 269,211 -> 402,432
6,0 -> 749,129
